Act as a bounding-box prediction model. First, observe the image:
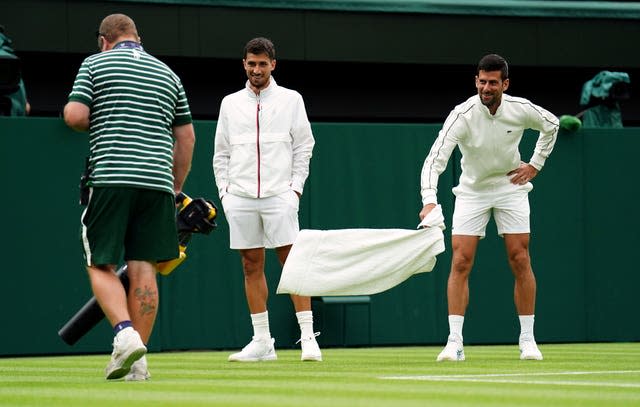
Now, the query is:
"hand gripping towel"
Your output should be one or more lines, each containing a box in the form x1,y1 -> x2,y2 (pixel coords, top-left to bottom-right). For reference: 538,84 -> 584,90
276,205 -> 446,296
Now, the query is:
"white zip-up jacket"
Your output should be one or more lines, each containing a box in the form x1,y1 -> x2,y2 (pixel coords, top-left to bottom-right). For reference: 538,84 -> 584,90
213,78 -> 315,199
421,94 -> 559,205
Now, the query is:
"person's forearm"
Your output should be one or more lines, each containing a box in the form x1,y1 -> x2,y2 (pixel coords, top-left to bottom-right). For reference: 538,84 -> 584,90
172,138 -> 195,193
173,147 -> 193,193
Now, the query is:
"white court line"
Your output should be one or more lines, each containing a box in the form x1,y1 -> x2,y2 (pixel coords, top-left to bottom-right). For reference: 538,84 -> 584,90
380,370 -> 640,388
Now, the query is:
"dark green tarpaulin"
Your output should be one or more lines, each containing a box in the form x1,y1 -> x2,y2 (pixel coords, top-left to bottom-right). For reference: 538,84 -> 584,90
108,0 -> 640,20
579,71 -> 631,128
0,30 -> 28,116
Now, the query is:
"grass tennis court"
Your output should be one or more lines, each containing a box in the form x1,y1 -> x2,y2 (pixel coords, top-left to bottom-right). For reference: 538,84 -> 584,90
1,342 -> 638,406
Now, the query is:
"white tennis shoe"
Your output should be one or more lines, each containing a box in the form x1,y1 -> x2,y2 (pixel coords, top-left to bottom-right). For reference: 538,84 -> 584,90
436,335 -> 465,361
298,332 -> 322,361
228,336 -> 277,362
519,339 -> 543,360
125,355 -> 151,381
105,327 -> 147,380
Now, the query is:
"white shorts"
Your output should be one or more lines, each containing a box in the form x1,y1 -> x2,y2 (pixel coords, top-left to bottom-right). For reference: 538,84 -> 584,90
221,190 -> 300,249
452,186 -> 531,238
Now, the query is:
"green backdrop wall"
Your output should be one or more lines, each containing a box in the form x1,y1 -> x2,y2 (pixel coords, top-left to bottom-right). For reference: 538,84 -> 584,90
0,117 -> 638,356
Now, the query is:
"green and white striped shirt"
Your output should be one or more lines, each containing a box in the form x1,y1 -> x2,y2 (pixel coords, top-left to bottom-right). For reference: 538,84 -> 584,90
68,43 -> 192,194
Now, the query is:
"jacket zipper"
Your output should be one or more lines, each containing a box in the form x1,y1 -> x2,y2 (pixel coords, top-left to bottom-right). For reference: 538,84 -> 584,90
256,96 -> 261,198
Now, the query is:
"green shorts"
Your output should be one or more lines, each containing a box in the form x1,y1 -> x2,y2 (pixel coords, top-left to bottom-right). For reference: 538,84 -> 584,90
80,187 -> 178,266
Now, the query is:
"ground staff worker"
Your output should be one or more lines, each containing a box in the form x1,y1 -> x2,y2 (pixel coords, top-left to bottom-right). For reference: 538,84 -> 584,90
419,54 -> 559,361
213,37 -> 321,362
64,13 -> 195,380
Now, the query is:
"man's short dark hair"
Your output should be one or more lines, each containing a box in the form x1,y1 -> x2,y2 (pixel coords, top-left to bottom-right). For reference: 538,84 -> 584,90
244,37 -> 275,60
477,54 -> 509,80
98,14 -> 139,43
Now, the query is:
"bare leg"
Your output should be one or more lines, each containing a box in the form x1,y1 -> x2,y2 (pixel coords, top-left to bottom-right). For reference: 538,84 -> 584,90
227,248 -> 278,361
87,264 -> 130,327
436,235 -> 479,361
504,233 -> 543,359
277,244 -> 320,360
126,260 -> 158,343
240,248 -> 268,313
447,235 -> 480,315
276,244 -> 311,312
504,233 -> 536,315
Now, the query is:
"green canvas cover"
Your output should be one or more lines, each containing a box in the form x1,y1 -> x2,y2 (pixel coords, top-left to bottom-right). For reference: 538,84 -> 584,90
579,71 -> 631,128
0,30 -> 27,116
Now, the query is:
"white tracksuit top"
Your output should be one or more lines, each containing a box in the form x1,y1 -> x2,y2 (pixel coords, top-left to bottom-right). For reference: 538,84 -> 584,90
213,78 -> 315,199
421,94 -> 559,205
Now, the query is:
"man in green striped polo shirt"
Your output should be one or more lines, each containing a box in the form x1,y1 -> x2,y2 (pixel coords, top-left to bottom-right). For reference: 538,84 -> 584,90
63,13 -> 195,381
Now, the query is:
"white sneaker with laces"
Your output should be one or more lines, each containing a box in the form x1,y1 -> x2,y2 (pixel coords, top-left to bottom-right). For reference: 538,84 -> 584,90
298,332 -> 322,361
125,355 -> 151,381
519,339 -> 543,360
228,336 -> 277,362
436,335 -> 465,362
105,327 -> 147,380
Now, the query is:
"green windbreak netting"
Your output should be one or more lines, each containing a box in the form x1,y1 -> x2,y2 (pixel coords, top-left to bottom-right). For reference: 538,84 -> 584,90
108,0 -> 640,19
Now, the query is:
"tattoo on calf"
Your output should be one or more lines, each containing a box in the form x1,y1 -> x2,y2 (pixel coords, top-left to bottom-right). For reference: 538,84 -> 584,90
135,286 -> 158,316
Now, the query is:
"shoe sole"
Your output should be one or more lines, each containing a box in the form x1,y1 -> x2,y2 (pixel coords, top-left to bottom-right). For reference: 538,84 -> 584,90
436,352 -> 465,362
228,354 -> 278,362
301,355 -> 322,361
436,357 -> 465,362
106,347 -> 147,380
520,343 -> 543,360
125,372 -> 151,381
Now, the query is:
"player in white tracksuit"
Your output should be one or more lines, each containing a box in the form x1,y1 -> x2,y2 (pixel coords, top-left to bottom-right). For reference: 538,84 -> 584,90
213,37 -> 320,363
419,54 -> 559,362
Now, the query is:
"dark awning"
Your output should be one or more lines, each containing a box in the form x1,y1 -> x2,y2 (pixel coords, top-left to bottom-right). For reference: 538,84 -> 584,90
109,0 -> 640,20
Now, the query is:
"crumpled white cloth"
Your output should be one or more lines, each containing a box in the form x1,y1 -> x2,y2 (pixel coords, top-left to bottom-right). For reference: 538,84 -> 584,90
276,205 -> 446,296
417,203 -> 445,230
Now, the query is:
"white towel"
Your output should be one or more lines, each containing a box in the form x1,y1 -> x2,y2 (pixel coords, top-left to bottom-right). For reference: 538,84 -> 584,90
417,203 -> 445,230
276,205 -> 446,296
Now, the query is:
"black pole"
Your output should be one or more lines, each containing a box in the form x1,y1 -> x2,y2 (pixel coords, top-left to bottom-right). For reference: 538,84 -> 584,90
57,265 -> 129,346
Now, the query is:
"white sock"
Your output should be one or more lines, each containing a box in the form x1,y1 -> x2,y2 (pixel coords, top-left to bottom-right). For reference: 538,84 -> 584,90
251,311 -> 271,339
519,315 -> 535,341
296,311 -> 315,339
448,315 -> 464,342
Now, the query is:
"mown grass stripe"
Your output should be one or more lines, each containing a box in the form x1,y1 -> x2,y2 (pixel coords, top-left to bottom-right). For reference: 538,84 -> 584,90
0,343 -> 638,407
382,376 -> 640,388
